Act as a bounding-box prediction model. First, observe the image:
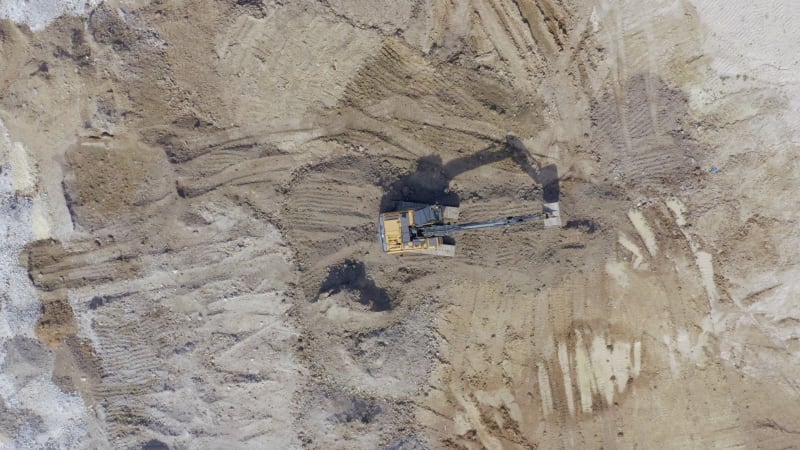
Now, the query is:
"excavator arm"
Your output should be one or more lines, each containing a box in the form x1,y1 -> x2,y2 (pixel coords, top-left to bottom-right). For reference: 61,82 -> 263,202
417,213 -> 543,238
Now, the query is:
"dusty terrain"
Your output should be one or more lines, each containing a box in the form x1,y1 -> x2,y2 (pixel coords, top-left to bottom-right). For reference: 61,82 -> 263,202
2,0 -> 800,448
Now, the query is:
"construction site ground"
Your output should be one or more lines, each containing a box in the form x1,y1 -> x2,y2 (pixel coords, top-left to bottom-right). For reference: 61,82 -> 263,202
2,0 -> 800,448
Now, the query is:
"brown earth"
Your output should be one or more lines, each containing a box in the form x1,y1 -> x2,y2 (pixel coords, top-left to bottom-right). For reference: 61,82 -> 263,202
2,0 -> 800,448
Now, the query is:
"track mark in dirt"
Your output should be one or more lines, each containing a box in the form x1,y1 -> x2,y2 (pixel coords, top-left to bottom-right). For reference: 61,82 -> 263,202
157,131 -> 275,165
627,209 -> 658,256
591,74 -> 703,197
543,327 -> 643,419
153,128 -> 296,200
424,270 -> 648,448
318,259 -> 392,312
340,37 -> 545,150
22,238 -> 142,292
279,154 -> 386,300
20,190 -> 297,446
514,0 -> 571,56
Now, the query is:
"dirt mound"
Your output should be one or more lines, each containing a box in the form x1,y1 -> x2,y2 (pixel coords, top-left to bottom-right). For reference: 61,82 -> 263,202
35,293 -> 77,349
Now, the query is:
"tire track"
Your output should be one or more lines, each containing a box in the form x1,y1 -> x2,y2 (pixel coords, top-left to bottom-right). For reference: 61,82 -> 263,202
176,154 -> 295,199
472,0 -> 536,90
591,73 -> 701,196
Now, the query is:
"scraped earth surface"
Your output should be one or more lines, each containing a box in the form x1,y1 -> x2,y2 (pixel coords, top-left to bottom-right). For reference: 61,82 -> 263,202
2,0 -> 800,448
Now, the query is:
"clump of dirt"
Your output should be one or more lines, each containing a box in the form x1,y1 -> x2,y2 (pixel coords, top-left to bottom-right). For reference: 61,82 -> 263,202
63,136 -> 173,230
35,293 -> 77,349
31,285 -> 103,405
332,396 -> 382,424
52,25 -> 92,68
565,219 -> 600,233
318,259 -> 392,312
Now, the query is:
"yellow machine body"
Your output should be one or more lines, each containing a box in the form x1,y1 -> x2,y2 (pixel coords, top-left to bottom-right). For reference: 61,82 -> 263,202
378,206 -> 457,256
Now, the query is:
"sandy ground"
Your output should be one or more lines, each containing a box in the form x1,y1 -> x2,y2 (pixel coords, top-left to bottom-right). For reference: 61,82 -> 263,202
1,0 -> 800,448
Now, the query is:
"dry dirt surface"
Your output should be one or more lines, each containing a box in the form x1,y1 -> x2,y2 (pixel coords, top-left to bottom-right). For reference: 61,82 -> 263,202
2,0 -> 800,449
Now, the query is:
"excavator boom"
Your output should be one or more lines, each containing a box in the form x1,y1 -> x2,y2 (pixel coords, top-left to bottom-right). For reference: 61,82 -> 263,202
419,213 -> 542,237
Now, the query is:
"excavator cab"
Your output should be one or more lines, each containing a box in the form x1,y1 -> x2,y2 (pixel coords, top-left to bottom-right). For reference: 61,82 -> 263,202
378,204 -> 460,256
378,201 -> 561,256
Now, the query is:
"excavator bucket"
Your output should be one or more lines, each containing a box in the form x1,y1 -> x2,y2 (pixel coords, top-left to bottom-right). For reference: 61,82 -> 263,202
543,202 -> 561,227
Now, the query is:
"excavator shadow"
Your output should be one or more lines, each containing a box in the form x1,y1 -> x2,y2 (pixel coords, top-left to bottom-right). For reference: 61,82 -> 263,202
379,154 -> 460,213
378,136 -> 559,213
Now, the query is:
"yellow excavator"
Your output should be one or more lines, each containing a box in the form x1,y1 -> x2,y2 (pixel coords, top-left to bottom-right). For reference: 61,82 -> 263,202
378,202 -> 561,256
379,136 -> 561,256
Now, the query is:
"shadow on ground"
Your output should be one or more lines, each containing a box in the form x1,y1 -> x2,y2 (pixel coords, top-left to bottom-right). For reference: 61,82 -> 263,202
317,259 -> 392,311
379,136 -> 559,213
